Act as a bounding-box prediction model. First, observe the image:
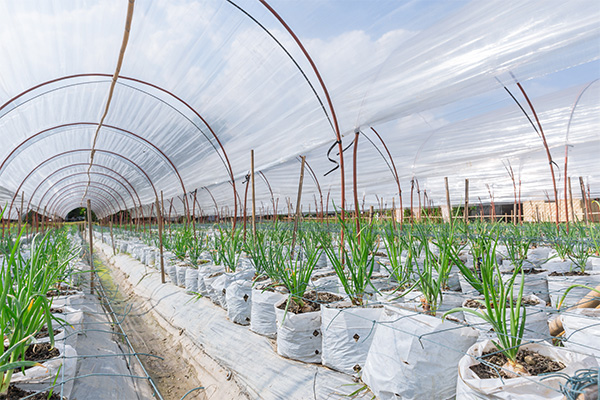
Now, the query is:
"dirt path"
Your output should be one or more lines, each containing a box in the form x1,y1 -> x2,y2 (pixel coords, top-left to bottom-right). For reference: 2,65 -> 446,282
95,250 -> 206,400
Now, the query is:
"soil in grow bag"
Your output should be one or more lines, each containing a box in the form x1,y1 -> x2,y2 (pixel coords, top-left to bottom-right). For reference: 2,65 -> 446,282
548,271 -> 589,277
463,296 -> 541,309
471,348 -> 565,379
277,291 -> 343,313
46,289 -> 80,297
0,384 -> 63,400
505,268 -> 547,275
9,343 -> 60,372
34,327 -> 62,339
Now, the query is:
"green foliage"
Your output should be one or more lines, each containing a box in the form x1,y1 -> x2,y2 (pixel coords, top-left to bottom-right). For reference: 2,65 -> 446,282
215,225 -> 243,272
321,213 -> 378,306
0,215 -> 76,394
445,258 -> 527,364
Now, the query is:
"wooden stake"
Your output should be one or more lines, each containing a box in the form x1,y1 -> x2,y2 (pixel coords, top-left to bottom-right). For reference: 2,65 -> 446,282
251,150 -> 256,238
290,156 -> 306,258
445,177 -> 452,225
568,177 -> 576,222
109,217 -> 116,255
352,131 -> 361,239
18,192 -> 24,235
157,194 -> 165,284
464,179 -> 469,224
391,197 -> 396,229
579,177 -> 589,224
587,184 -> 594,223
87,199 -> 94,295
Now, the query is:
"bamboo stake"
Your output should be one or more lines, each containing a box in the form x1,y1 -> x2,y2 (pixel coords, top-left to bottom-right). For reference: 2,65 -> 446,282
464,179 -> 469,224
87,199 -> 94,295
157,194 -> 165,284
109,217 -> 116,255
42,206 -> 47,233
568,177 -> 576,222
445,177 -> 452,225
586,183 -> 594,223
251,150 -> 256,238
391,197 -> 396,229
290,156 -> 306,258
352,131 -> 361,241
410,178 -> 415,225
579,177 -> 589,224
18,192 -> 24,235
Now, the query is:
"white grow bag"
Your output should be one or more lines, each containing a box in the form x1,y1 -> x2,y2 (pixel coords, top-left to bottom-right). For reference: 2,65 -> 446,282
185,268 -> 198,293
274,297 -> 322,364
456,339 -> 598,400
209,269 -> 255,308
321,305 -> 381,374
250,288 -> 285,338
547,271 -> 600,308
166,265 -> 178,285
176,264 -> 188,288
562,308 -> 600,362
12,343 -> 77,385
226,280 -> 253,325
462,295 -> 549,341
362,305 -> 478,400
501,265 -> 550,303
196,265 -> 223,296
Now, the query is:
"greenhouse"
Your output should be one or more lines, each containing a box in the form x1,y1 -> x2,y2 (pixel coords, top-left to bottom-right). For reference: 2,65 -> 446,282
0,0 -> 599,399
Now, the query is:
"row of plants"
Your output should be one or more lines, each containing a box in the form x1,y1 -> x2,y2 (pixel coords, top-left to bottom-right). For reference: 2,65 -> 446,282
103,214 -> 600,399
106,216 -> 599,399
0,210 -> 79,396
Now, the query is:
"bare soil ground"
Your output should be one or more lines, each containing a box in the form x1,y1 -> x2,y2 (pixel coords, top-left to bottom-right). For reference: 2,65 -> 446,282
95,250 -> 206,400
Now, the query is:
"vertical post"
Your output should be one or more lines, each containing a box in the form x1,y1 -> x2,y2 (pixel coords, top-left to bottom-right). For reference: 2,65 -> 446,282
587,184 -> 594,223
87,199 -> 94,295
157,193 -> 165,284
369,205 -> 374,223
109,217 -> 116,255
192,191 -> 197,240
352,130 -> 361,239
41,206 -> 47,233
579,177 -> 588,224
243,179 -> 249,241
518,180 -> 523,225
410,179 -> 414,224
464,179 -> 469,224
445,177 -> 452,225
568,177 -> 576,222
251,150 -> 256,238
290,156 -> 306,258
18,192 -> 24,235
391,197 -> 396,229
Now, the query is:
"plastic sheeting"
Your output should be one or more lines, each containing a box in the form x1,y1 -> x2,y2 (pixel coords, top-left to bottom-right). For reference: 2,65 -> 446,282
0,0 -> 598,219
